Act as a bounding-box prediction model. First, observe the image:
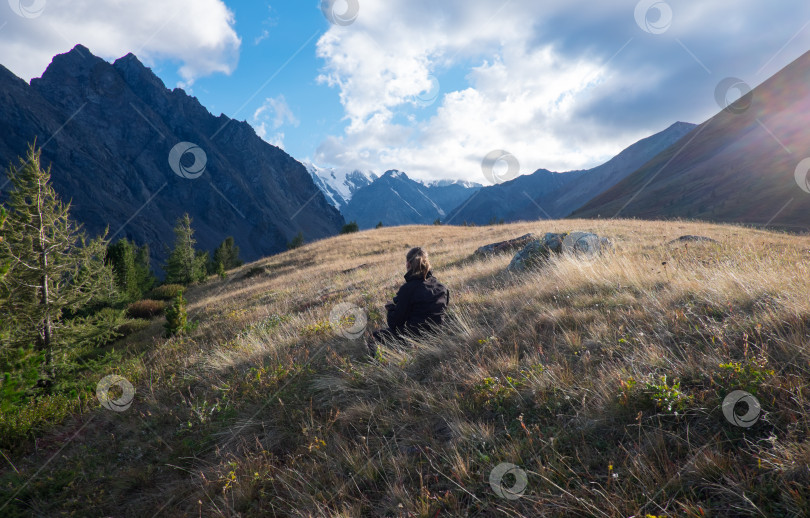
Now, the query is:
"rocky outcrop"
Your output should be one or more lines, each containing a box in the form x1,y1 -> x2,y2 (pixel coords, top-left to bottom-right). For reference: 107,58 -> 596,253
507,231 -> 612,271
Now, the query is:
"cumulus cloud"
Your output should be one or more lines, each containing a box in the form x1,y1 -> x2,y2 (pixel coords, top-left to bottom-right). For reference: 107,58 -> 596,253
314,0 -> 810,182
0,0 -> 241,85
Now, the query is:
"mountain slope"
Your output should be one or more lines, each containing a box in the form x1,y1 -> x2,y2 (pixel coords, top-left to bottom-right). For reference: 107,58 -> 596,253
446,121 -> 696,225
573,50 -> 810,229
341,170 -> 482,228
0,45 -> 343,268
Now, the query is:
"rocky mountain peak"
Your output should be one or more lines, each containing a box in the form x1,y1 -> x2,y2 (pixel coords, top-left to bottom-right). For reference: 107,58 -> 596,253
0,45 -> 344,273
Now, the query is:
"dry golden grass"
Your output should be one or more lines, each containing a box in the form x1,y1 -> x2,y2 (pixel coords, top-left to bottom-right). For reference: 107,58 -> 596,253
4,219 -> 810,517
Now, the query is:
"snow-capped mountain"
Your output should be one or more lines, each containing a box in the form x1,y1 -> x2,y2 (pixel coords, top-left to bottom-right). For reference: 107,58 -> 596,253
422,179 -> 483,189
304,162 -> 378,210
341,170 -> 482,229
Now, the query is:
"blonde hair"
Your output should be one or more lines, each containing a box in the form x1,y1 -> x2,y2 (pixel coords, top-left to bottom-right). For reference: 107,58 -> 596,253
406,247 -> 431,279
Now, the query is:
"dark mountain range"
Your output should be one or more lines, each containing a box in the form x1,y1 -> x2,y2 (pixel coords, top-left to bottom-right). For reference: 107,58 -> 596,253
445,122 -> 696,225
573,50 -> 810,230
0,45 -> 343,271
340,170 -> 482,228
421,179 -> 485,215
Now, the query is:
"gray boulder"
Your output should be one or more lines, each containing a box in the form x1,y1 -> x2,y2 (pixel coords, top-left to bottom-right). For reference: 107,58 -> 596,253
507,231 -> 612,272
562,232 -> 613,255
507,232 -> 567,271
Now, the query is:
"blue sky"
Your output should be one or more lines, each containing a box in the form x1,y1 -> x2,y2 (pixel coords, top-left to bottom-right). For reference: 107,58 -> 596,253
3,1 -> 810,182
162,2 -> 346,160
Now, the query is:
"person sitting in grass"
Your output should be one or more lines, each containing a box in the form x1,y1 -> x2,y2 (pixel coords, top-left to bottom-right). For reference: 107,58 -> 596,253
368,247 -> 449,357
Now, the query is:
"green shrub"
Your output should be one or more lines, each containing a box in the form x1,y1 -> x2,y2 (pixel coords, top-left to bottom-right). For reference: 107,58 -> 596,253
126,299 -> 166,319
150,284 -> 185,300
243,266 -> 267,279
714,355 -> 774,395
117,319 -> 152,336
0,393 -> 79,449
619,374 -> 693,413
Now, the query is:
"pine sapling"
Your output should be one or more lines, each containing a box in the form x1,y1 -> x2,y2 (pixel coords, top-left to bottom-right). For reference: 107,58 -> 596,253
164,291 -> 188,337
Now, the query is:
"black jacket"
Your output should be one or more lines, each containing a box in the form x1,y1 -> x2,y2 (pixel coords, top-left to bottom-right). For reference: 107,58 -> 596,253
386,270 -> 449,335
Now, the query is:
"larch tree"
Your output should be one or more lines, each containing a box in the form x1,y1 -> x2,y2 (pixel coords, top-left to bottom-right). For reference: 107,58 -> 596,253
0,143 -> 116,381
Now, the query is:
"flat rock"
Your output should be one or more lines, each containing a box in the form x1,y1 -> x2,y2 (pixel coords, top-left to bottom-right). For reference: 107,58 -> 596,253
475,233 -> 536,256
668,235 -> 718,244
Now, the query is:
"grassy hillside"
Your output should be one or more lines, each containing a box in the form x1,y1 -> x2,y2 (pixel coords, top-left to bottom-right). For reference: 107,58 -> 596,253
2,220 -> 809,517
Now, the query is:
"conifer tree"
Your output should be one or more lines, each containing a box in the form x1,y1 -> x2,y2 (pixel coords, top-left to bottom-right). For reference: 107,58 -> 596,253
107,238 -> 156,299
340,221 -> 359,234
164,213 -> 207,285
211,236 -> 242,272
287,231 -> 304,250
107,238 -> 139,300
133,243 -> 156,294
0,143 -> 116,380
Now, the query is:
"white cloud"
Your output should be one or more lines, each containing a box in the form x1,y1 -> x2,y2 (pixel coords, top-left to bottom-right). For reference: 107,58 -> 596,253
314,0 -> 810,182
251,95 -> 299,148
253,4 -> 277,45
0,0 -> 241,85
254,29 -> 270,45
